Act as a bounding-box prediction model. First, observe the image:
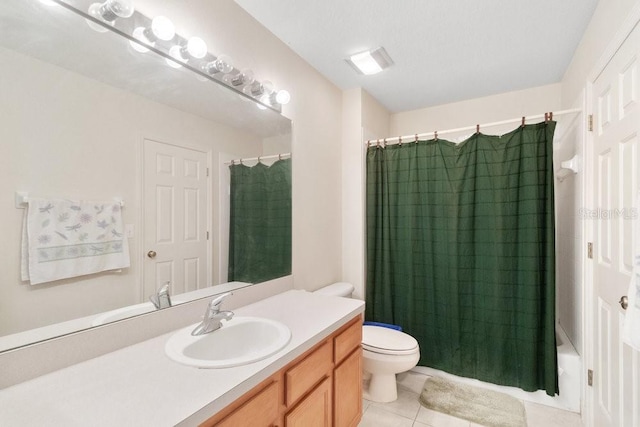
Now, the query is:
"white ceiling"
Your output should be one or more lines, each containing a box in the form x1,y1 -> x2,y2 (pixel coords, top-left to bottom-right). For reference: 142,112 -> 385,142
234,0 -> 599,113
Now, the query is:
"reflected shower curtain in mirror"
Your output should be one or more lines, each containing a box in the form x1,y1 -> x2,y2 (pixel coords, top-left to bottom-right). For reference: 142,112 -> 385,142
228,159 -> 291,283
365,122 -> 558,395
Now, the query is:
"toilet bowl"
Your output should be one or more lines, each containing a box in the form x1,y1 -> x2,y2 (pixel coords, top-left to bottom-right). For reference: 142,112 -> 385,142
313,282 -> 421,403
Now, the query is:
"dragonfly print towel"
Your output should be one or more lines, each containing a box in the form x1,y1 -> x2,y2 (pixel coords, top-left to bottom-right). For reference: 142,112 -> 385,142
21,198 -> 130,285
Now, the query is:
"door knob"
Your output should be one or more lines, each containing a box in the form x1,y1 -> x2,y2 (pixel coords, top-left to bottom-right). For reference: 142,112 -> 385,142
147,250 -> 157,259
619,296 -> 628,310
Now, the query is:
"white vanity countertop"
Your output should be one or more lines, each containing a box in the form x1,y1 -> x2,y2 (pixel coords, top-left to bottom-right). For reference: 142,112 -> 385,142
0,290 -> 365,426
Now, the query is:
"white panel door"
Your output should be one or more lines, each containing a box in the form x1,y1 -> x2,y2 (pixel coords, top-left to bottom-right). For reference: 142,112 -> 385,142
143,139 -> 209,300
591,22 -> 640,427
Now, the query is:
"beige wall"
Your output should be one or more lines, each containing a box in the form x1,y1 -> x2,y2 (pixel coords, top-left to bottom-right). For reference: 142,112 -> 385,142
391,83 -> 561,137
340,89 -> 390,299
562,0 -> 640,107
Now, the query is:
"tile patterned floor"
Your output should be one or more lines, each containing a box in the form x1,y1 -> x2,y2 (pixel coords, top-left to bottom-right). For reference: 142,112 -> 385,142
358,371 -> 583,427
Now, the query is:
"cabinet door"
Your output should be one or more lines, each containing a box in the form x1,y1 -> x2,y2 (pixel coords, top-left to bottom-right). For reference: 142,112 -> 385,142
214,381 -> 279,427
285,341 -> 332,406
334,348 -> 362,427
284,377 -> 332,427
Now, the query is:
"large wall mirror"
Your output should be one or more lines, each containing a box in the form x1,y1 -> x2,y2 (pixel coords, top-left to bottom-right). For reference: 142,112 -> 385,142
0,0 -> 292,351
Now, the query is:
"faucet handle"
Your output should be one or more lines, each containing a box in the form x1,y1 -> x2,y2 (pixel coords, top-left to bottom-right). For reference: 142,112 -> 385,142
209,292 -> 233,312
158,281 -> 171,296
149,281 -> 172,309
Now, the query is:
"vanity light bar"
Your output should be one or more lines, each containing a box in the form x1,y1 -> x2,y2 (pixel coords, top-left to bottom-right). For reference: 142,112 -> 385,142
62,0 -> 291,110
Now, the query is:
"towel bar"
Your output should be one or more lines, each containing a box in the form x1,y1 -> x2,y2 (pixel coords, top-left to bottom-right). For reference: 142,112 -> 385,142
15,192 -> 124,209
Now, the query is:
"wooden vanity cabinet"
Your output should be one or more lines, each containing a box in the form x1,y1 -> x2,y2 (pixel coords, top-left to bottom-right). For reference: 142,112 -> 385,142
200,315 -> 362,427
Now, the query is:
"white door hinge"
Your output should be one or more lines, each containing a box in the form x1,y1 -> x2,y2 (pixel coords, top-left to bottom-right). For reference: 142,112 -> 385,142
588,369 -> 593,386
588,114 -> 594,132
588,242 -> 593,259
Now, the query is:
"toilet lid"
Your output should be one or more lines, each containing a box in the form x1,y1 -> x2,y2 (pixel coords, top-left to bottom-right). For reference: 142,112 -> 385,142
362,325 -> 419,355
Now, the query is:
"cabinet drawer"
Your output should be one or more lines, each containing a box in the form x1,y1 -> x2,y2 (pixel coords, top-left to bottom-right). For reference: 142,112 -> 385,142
214,381 -> 279,427
285,340 -> 332,406
333,318 -> 362,364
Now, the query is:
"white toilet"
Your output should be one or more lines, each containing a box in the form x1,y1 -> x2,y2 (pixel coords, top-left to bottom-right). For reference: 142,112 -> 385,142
313,283 -> 420,403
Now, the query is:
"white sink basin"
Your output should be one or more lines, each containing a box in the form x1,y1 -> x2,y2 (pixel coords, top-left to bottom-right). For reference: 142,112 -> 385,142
165,316 -> 291,368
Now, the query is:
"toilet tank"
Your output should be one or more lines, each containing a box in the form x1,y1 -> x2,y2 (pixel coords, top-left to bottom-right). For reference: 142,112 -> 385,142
313,282 -> 354,298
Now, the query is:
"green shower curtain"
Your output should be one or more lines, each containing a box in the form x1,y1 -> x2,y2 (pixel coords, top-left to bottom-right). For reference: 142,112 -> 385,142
228,158 -> 291,283
365,122 -> 558,395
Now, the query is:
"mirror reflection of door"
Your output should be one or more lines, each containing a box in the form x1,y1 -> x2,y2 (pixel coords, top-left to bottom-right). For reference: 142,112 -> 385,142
143,139 -> 210,300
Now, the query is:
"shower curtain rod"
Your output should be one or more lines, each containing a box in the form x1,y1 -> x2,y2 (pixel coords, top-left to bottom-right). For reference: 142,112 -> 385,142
224,152 -> 291,165
366,108 -> 582,146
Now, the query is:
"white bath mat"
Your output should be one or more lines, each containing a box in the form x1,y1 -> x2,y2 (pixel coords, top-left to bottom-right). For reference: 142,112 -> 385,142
420,376 -> 527,427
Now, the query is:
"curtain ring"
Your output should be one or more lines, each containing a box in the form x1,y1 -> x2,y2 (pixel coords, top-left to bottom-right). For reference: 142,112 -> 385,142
549,112 -> 553,121
475,124 -> 480,134
367,140 -> 371,148
383,138 -> 387,148
415,134 -> 419,143
376,140 -> 380,148
240,158 -> 243,165
521,116 -> 526,127
278,153 -> 282,160
544,112 -> 549,122
258,156 -> 261,163
398,136 -> 402,146
434,131 -> 438,141
231,159 -> 234,165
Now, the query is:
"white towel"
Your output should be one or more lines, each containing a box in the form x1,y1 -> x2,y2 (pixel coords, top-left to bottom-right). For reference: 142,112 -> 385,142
21,198 -> 130,285
622,191 -> 640,351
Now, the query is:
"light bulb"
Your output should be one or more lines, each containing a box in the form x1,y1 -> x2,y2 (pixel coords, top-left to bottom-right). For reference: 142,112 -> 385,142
96,0 -> 134,21
261,80 -> 275,95
214,55 -> 234,73
275,90 -> 291,105
259,94 -> 272,109
186,37 -> 207,59
86,3 -> 110,33
86,0 -> 134,33
146,16 -> 175,42
129,27 -> 151,53
225,69 -> 254,86
166,46 -> 185,69
203,55 -> 234,75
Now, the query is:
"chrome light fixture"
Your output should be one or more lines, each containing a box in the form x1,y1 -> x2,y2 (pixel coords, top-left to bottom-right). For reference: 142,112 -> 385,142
243,80 -> 274,97
346,47 -> 394,75
77,0 -> 291,111
224,69 -> 255,87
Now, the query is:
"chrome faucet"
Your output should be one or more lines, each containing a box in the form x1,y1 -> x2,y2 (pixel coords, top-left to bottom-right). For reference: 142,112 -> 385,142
149,282 -> 172,309
191,292 -> 234,336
